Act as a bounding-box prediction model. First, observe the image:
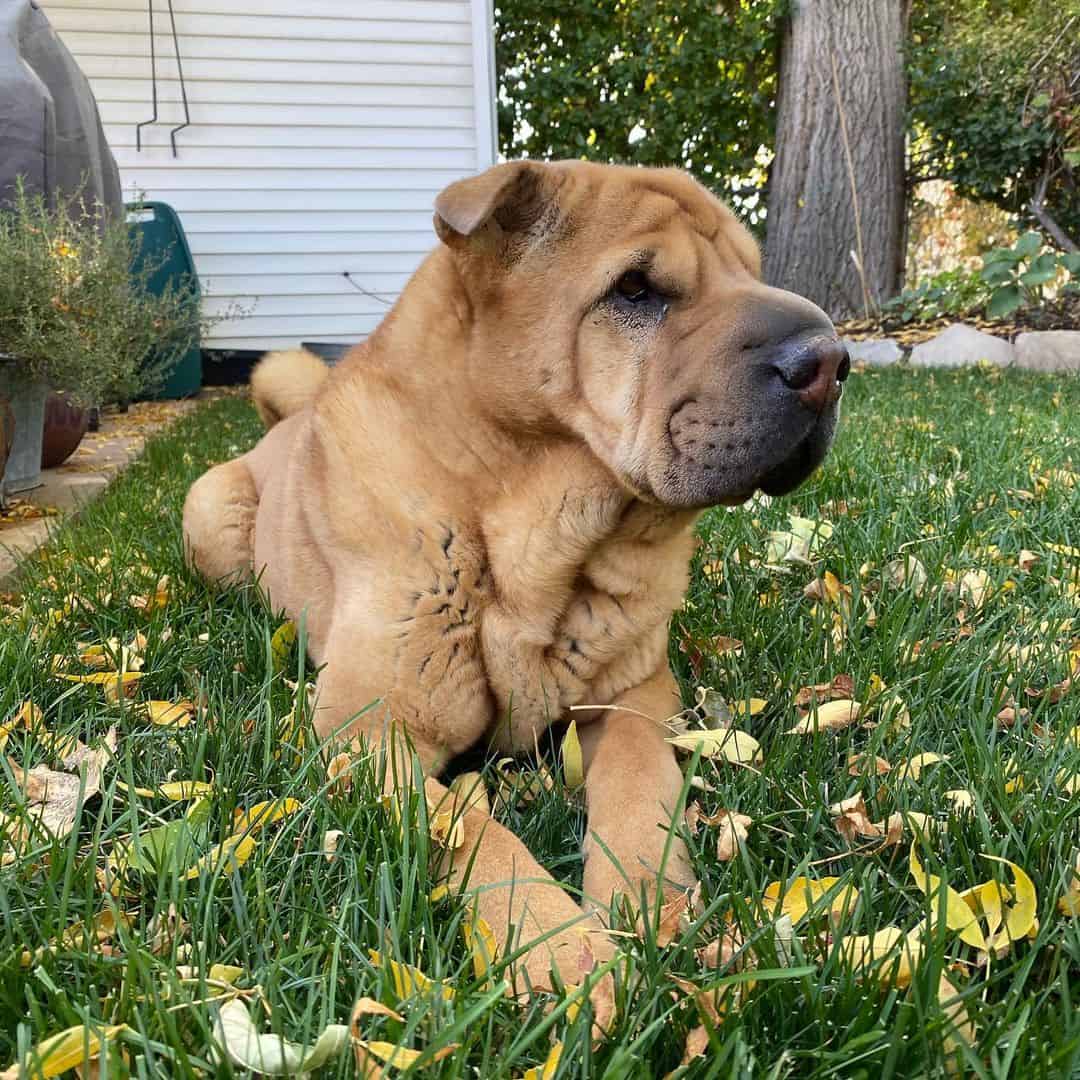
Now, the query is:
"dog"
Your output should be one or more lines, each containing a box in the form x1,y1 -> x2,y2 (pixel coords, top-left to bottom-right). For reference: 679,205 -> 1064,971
183,160 -> 847,1002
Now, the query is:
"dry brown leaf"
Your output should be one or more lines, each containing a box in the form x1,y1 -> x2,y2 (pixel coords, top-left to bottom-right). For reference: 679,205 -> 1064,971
960,569 -> 991,610
895,752 -> 947,781
886,555 -> 928,596
847,753 -> 892,776
350,997 -> 405,1026
146,904 -> 187,956
830,793 -> 882,845
326,752 -> 353,795
714,810 -> 752,862
711,636 -> 744,658
696,924 -> 745,970
681,1024 -> 710,1065
1018,549 -> 1040,571
2,728 -> 115,859
794,674 -> 854,708
323,829 -> 344,864
654,889 -> 692,947
943,789 -> 975,814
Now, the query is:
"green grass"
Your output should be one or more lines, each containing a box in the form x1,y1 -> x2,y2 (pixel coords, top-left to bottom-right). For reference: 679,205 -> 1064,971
1,365 -> 1080,1078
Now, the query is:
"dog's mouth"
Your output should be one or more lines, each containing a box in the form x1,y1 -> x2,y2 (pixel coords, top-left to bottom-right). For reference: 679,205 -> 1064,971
756,421 -> 833,496
659,404 -> 837,508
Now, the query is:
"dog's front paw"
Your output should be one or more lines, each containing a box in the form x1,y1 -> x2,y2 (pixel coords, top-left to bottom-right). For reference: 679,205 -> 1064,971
581,829 -> 696,919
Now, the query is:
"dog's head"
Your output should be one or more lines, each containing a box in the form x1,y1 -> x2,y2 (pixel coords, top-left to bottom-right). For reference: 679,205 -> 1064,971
434,160 -> 848,508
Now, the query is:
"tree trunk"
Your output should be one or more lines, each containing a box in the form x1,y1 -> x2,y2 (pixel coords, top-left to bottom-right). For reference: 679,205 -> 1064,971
764,0 -> 907,320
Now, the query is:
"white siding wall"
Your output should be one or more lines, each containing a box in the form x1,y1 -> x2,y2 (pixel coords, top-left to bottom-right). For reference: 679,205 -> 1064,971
42,0 -> 497,350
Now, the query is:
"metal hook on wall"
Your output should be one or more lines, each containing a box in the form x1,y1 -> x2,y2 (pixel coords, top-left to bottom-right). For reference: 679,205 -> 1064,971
134,0 -> 156,150
135,0 -> 191,157
166,0 -> 191,156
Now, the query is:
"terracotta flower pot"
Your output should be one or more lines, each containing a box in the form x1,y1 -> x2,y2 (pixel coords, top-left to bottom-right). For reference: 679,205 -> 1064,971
41,392 -> 89,469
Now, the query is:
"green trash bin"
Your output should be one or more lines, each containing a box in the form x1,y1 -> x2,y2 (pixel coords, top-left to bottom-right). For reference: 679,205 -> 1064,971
127,201 -> 202,399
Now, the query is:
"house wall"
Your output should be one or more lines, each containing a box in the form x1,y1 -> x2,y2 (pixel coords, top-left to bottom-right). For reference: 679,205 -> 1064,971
41,0 -> 497,350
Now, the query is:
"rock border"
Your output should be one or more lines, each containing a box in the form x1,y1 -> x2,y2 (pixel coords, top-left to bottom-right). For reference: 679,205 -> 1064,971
844,325 -> 1080,372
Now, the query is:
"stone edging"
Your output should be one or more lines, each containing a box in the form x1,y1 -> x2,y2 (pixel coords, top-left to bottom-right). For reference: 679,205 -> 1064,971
846,326 -> 1080,372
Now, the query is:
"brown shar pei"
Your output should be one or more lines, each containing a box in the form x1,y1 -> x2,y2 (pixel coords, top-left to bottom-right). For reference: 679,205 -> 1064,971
183,160 -> 848,1002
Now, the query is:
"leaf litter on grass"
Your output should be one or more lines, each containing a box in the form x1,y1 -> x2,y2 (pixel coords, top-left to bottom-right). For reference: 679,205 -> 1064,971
6,380 -> 1080,1075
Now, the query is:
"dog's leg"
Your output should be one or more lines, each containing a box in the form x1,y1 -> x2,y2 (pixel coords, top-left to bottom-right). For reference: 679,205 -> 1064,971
312,659 -> 615,1004
578,666 -> 695,912
182,458 -> 258,584
432,777 -> 614,1005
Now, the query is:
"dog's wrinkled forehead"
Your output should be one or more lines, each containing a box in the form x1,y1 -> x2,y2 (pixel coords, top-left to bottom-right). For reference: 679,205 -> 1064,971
433,160 -> 761,280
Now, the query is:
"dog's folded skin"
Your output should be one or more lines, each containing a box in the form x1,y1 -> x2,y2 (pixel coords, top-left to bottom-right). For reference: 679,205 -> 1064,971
183,160 -> 847,1005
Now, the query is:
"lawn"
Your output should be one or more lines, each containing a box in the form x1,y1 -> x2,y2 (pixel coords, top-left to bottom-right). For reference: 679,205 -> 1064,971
1,364 -> 1079,1078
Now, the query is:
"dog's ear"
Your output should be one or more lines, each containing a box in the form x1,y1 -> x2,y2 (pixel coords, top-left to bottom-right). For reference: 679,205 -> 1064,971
433,161 -> 560,249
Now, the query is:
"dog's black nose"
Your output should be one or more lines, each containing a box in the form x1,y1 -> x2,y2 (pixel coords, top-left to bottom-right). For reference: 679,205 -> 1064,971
772,337 -> 849,412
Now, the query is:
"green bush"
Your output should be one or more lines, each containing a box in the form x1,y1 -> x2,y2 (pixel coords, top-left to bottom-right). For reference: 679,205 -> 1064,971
880,268 -> 989,324
979,231 -> 1080,318
0,180 -> 203,405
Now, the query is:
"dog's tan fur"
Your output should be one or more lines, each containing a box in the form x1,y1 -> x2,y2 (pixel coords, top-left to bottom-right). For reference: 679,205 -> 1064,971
183,160 -> 839,998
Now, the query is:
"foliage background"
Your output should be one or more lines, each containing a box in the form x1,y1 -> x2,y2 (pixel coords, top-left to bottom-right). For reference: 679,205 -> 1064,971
494,0 -> 785,227
495,0 -> 1079,259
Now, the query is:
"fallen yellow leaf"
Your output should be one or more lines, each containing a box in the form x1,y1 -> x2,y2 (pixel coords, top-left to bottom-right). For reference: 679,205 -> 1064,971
909,846 -> 987,950
733,697 -> 768,717
270,620 -> 297,673
943,789 -> 975,813
462,915 -> 498,986
0,1023 -> 129,1080
561,719 -> 584,790
786,699 -> 862,735
838,925 -> 923,987
763,876 -> 858,923
232,797 -> 302,834
55,670 -> 143,689
368,949 -> 455,1001
0,701 -> 39,751
142,700 -> 194,728
980,855 -> 1038,953
666,728 -> 762,764
182,833 -> 257,880
522,1041 -> 563,1080
896,752 -> 947,781
1058,851 -> 1080,916
116,780 -> 213,801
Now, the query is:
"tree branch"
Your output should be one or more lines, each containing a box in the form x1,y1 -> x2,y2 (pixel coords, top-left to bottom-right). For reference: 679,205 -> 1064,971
1030,169 -> 1079,253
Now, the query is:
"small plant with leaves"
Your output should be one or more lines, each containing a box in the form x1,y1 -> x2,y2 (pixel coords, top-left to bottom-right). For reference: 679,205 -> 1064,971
979,231 -> 1080,319
880,268 -> 990,325
0,179 -> 205,405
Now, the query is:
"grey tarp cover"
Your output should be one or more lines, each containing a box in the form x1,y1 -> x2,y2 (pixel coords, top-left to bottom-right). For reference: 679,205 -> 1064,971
0,0 -> 121,213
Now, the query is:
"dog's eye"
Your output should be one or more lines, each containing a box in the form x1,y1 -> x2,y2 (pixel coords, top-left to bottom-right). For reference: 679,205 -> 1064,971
615,270 -> 651,303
